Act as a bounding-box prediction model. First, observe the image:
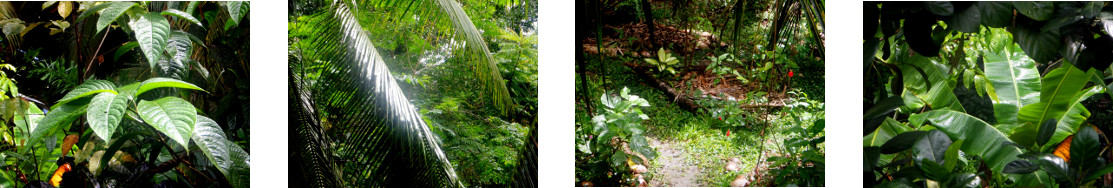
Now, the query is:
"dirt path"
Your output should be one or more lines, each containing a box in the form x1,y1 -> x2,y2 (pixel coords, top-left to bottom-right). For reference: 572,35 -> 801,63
648,137 -> 702,187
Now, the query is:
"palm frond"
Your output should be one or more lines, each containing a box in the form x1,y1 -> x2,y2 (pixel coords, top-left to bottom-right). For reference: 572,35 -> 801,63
289,1 -> 463,187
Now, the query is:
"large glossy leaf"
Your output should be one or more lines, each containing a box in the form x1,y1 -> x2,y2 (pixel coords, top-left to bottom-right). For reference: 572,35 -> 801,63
1011,19 -> 1061,63
1071,125 -> 1100,171
881,131 -> 927,154
904,16 -> 941,57
1014,64 -> 1092,147
922,81 -> 965,112
979,2 -> 1013,28
945,3 -> 981,33
865,117 -> 912,147
1101,12 -> 1113,37
912,110 -> 1047,185
129,11 -> 171,65
86,92 -> 128,142
1013,2 -> 1055,21
137,97 -> 197,147
90,2 -> 136,33
924,2 -> 954,16
222,2 -> 248,30
55,80 -> 117,107
914,130 -> 952,165
161,9 -> 202,27
191,116 -> 249,187
984,44 -> 1041,125
137,77 -> 205,95
29,98 -> 89,149
1036,86 -> 1103,152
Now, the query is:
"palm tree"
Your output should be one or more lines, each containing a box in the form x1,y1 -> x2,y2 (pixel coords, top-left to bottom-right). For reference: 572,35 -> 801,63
288,0 -> 530,187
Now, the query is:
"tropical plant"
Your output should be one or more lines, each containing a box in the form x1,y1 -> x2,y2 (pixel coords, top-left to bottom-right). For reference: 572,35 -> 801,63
579,87 -> 657,184
707,53 -> 748,84
644,48 -> 679,75
288,0 -> 535,187
2,77 -> 248,187
864,2 -> 1113,186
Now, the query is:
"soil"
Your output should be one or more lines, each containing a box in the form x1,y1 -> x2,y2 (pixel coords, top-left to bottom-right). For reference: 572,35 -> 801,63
647,137 -> 702,187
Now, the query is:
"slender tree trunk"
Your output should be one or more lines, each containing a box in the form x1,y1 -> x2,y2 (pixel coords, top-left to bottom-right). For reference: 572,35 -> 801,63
577,0 -> 593,117
642,0 -> 656,49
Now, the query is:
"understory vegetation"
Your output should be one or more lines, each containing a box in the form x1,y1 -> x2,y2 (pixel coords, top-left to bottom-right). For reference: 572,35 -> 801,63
0,1 -> 250,187
865,2 -> 1113,187
575,0 -> 824,186
289,0 -> 536,187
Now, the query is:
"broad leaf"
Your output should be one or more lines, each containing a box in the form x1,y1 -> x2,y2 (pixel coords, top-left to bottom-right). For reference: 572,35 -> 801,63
138,97 -> 197,147
1039,154 -> 1071,183
1003,159 -> 1039,174
1015,64 -> 1092,147
979,2 -> 1013,28
93,2 -> 137,34
1036,118 -> 1056,147
223,1 -> 248,31
984,44 -> 1040,125
913,130 -> 951,165
1013,2 -> 1055,21
1010,19 -> 1061,63
161,9 -> 203,27
865,117 -> 912,147
1038,85 -> 1103,152
944,139 -> 964,172
945,3 -> 980,33
881,131 -> 927,154
129,11 -> 171,65
30,98 -> 89,149
87,92 -> 128,142
137,77 -> 205,95
55,80 -> 116,107
913,110 -> 1047,185
191,116 -> 249,187
1070,125 -> 1099,171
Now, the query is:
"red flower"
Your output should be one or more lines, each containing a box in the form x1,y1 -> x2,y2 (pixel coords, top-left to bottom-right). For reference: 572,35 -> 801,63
727,130 -> 731,137
788,70 -> 794,77
718,116 -> 722,121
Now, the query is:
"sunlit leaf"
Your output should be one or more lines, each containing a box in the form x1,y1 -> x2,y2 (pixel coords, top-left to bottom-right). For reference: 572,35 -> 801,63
55,80 -> 116,108
86,92 -> 127,142
137,97 -> 197,148
129,11 -> 170,65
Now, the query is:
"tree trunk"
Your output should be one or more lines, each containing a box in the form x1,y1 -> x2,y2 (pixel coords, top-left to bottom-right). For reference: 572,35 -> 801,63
641,0 -> 656,49
623,62 -> 701,114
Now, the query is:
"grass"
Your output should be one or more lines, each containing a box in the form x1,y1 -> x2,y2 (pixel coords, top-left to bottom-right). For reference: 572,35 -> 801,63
576,56 -> 824,186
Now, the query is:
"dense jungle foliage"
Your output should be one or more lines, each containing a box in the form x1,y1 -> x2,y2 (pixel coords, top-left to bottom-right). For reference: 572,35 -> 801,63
575,0 -> 824,186
0,1 -> 250,187
864,2 -> 1113,187
288,0 -> 537,187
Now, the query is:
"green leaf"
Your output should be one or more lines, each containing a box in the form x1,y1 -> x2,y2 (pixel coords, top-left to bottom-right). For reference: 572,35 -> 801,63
984,44 -> 1041,125
137,97 -> 197,148
865,117 -> 912,147
112,41 -> 139,62
1100,12 -> 1113,37
922,81 -> 965,112
945,3 -> 980,33
914,110 -> 1046,184
191,116 -> 249,187
945,139 -> 964,172
222,1 -> 248,30
1083,164 -> 1113,182
55,80 -> 116,108
924,2 -> 954,16
1013,2 -> 1055,21
1015,64 -> 1092,146
979,2 -> 1013,28
30,98 -> 89,148
137,77 -> 205,95
941,173 -> 979,188
86,92 -> 127,142
1071,125 -> 1099,171
1038,154 -> 1071,183
93,2 -> 137,34
129,11 -> 171,65
1011,18 -> 1061,63
881,131 -> 926,154
1003,159 -> 1039,174
161,9 -> 202,28
914,130 -> 952,165
1035,118 -> 1056,147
